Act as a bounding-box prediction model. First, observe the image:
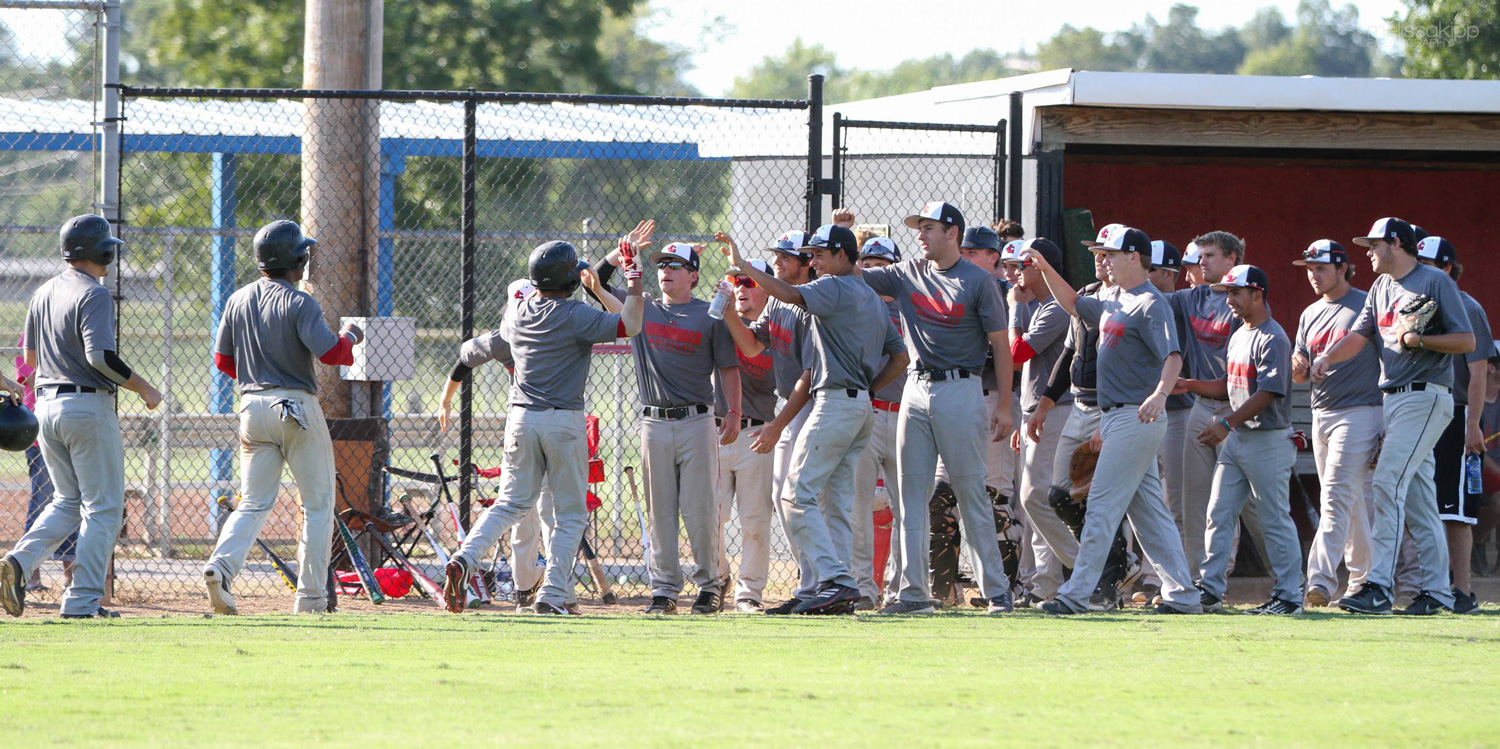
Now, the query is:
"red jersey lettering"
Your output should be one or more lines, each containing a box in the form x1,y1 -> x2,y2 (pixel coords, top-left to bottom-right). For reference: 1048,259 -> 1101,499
911,292 -> 966,327
1099,314 -> 1126,349
1226,360 -> 1255,392
1191,315 -> 1232,348
643,321 -> 703,356
1305,328 -> 1347,357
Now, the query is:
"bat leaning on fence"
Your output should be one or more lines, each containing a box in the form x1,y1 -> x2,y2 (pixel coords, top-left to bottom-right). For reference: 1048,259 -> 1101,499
431,453 -> 493,604
333,514 -> 386,605
215,495 -> 297,592
624,466 -> 649,576
344,509 -> 445,601
579,534 -> 617,605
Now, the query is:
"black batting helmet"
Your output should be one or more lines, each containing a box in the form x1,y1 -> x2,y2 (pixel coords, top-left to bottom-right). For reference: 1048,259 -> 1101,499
529,241 -> 586,293
0,397 -> 39,452
60,214 -> 122,266
254,220 -> 315,271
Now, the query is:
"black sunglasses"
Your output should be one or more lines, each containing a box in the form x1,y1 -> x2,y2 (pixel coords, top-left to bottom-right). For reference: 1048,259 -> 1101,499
655,260 -> 689,270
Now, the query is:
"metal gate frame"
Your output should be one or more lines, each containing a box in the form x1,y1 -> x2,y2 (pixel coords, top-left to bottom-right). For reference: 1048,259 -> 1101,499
828,115 -> 1009,221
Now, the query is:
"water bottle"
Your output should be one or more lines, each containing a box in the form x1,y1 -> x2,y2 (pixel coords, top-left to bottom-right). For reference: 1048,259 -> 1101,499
1465,452 -> 1483,496
707,279 -> 732,320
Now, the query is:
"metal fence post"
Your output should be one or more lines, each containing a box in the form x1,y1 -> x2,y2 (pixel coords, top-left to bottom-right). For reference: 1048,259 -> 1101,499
99,1 -> 122,223
458,91 -> 477,526
830,112 -> 842,209
1007,92 -> 1023,221
994,119 -> 1006,223
806,74 -> 824,232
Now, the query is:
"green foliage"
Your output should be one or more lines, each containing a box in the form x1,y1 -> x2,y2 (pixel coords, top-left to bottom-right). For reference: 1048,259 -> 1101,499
1394,0 -> 1500,79
728,38 -> 840,100
1238,1 -> 1385,77
1036,25 -> 1145,71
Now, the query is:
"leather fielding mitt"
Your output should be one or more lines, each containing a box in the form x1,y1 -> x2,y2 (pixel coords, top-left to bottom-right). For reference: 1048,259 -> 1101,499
1068,441 -> 1102,503
1393,293 -> 1438,350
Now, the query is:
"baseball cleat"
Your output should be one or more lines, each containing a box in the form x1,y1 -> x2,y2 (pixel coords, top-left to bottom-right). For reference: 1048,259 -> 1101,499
763,598 -> 802,616
1337,582 -> 1393,615
1,555 -> 25,618
643,596 -> 678,615
1197,586 -> 1224,613
1039,599 -> 1084,616
1014,591 -> 1044,609
514,582 -> 540,608
986,592 -> 1015,614
793,582 -> 860,615
1153,602 -> 1197,615
1120,553 -> 1143,591
1088,583 -> 1121,612
851,596 -> 876,612
204,567 -> 238,616
443,558 -> 471,614
1398,592 -> 1452,616
877,599 -> 937,615
735,599 -> 764,613
1244,597 -> 1303,616
1303,587 -> 1331,608
690,589 -> 723,615
1452,589 -> 1479,615
62,607 -> 120,619
531,601 -> 581,616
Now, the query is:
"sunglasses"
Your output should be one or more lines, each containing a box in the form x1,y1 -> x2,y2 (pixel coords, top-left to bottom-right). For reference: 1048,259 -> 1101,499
732,277 -> 758,289
655,260 -> 690,270
1301,248 -> 1336,261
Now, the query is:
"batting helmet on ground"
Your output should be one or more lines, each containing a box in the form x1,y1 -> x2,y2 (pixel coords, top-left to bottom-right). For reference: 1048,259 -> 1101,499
254,220 -> 315,271
0,397 -> 39,452
60,215 -> 122,266
529,241 -> 586,293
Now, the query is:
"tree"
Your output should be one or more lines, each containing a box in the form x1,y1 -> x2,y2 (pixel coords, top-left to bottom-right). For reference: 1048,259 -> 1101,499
596,7 -> 700,97
728,38 -> 840,100
1395,0 -> 1500,79
1144,4 -> 1246,74
1238,1 -> 1386,77
1035,24 -> 1144,71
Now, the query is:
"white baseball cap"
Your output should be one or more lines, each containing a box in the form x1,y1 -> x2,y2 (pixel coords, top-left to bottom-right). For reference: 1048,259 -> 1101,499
648,242 -> 700,270
1182,241 -> 1202,265
999,239 -> 1025,263
507,278 -> 536,313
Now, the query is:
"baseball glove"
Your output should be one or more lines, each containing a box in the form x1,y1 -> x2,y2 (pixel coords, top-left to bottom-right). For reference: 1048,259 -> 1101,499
1393,294 -> 1438,350
1068,442 -> 1102,503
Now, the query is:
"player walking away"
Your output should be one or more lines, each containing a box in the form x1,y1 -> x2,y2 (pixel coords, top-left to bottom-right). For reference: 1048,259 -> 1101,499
14,333 -> 75,594
1412,236 -> 1492,613
1,215 -> 162,620
202,221 -> 360,616
860,201 -> 1016,615
1290,240 -> 1382,608
593,227 -> 741,615
710,258 -> 779,613
1003,238 -> 1080,605
1313,217 -> 1474,615
726,225 -> 908,614
717,230 -> 820,615
1026,225 -> 1203,616
1176,266 -> 1304,615
445,238 -> 644,615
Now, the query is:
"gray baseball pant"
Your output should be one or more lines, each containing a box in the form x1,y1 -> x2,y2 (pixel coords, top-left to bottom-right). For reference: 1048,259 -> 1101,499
457,406 -> 588,609
1305,404 -> 1380,597
781,390 -> 875,590
641,412 -> 721,599
1019,402 -> 1077,598
1367,389 -> 1454,607
1056,408 -> 1201,613
717,424 -> 774,603
511,490 -> 577,606
1181,396 -> 1231,577
855,408 -> 900,602
207,388 -> 334,614
7,391 -> 124,617
1198,428 -> 1304,602
893,374 -> 1011,604
773,402 -> 819,600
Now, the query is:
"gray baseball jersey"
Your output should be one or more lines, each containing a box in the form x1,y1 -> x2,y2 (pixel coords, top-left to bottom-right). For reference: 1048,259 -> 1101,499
630,297 -> 738,408
1169,285 -> 1241,383
501,296 -> 622,411
861,257 -> 1008,373
1226,317 -> 1293,430
715,316 -> 777,422
214,278 -> 341,393
984,280 -> 1025,392
1074,281 -> 1179,409
798,274 -> 906,392
1294,288 -> 1381,411
872,299 -> 906,403
1014,297 -> 1072,413
1451,292 -> 1494,406
751,297 -> 813,400
459,329 -> 514,370
25,268 -> 118,392
1167,299 -> 1194,411
1351,263 -> 1472,390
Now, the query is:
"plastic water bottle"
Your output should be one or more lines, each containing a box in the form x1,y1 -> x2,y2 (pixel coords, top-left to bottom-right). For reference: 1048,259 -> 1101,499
707,279 -> 732,320
1465,452 -> 1483,495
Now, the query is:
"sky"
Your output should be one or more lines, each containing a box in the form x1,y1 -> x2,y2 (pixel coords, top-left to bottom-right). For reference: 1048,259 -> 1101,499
639,0 -> 1409,95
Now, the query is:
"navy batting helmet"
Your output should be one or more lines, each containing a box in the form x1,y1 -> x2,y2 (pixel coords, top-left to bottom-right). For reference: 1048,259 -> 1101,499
254,220 -> 315,271
529,241 -> 587,293
60,214 -> 122,267
0,397 -> 39,452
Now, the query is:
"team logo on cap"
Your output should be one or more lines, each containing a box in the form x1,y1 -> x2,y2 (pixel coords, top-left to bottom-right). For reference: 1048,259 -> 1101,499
1000,239 -> 1025,262
919,201 -> 947,220
507,279 -> 535,313
860,236 -> 899,262
1417,236 -> 1441,259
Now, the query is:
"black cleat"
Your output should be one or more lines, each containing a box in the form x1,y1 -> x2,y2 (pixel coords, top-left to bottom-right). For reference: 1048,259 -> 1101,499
1452,589 -> 1479,615
1153,602 -> 1196,614
61,607 -> 120,619
1,555 -> 25,618
1015,591 -> 1044,609
442,558 -> 470,614
876,599 -> 937,615
1198,585 -> 1224,613
515,582 -> 540,608
1399,591 -> 1452,616
986,592 -> 1015,614
1039,599 -> 1084,616
691,589 -> 723,615
532,601 -> 581,616
764,598 -> 802,616
1244,597 -> 1303,615
793,582 -> 860,615
643,596 -> 678,615
1338,582 -> 1393,615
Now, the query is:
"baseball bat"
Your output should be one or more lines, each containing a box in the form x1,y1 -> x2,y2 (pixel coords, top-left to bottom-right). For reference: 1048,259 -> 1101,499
358,517 -> 445,601
624,466 -> 650,577
216,495 -> 298,592
431,453 -> 491,604
579,534 -> 617,605
334,515 -> 385,604
397,494 -> 481,606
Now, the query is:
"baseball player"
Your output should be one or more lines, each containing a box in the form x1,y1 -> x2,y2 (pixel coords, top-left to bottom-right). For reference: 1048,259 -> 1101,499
1313,217 -> 1474,615
1140,239 -> 1188,603
202,220 -> 361,616
1026,225 -> 1203,615
2,215 -> 162,620
1413,235 -> 1491,613
13,335 -> 74,593
1175,265 -> 1304,614
995,220 -> 1025,244
854,237 -> 907,606
711,258 -> 779,613
592,227 -> 741,616
860,201 -> 1016,615
1182,242 -> 1204,288
718,230 -> 820,615
1003,237 -> 1078,604
726,224 -> 907,614
445,238 -> 643,615
1290,239 -> 1381,608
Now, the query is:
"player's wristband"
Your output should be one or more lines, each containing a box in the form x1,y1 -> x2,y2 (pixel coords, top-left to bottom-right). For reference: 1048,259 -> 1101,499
1219,417 -> 1233,432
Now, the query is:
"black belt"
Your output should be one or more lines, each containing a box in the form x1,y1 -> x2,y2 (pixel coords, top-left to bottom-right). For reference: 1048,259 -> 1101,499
1381,382 -> 1447,395
716,416 -> 766,429
641,404 -> 709,420
1100,403 -> 1138,413
914,368 -> 972,382
40,384 -> 98,395
817,388 -> 867,398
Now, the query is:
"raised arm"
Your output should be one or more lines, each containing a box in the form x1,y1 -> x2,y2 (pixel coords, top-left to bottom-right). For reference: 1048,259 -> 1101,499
1020,248 -> 1079,317
718,232 -> 804,308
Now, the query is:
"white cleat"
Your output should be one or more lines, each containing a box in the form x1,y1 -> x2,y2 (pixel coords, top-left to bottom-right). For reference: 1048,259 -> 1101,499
205,568 -> 238,615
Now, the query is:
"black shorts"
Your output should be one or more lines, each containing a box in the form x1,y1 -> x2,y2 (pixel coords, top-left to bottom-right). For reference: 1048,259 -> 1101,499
1433,406 -> 1481,524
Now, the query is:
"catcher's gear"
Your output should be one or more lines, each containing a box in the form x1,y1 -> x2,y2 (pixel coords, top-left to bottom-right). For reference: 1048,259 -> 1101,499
928,481 -> 961,604
1068,442 -> 1102,502
529,240 -> 586,293
253,220 -> 315,271
60,214 -> 122,266
988,487 -> 1022,583
1049,487 -> 1086,536
0,396 -> 39,452
1393,293 -> 1439,350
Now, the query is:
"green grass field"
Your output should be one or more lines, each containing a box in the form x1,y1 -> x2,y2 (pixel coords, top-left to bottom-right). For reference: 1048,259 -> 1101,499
2,608 -> 1498,747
